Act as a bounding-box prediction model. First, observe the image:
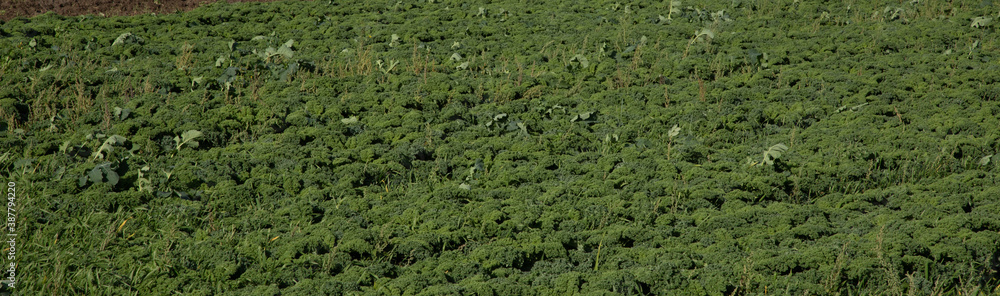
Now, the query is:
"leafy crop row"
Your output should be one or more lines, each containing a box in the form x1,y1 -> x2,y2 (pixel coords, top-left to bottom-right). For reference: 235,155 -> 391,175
1,0 -> 999,295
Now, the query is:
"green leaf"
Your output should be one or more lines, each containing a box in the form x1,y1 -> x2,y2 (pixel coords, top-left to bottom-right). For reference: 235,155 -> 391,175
971,16 -> 992,28
88,168 -> 103,183
112,32 -> 142,46
182,130 -> 203,142
107,135 -> 126,145
114,107 -> 131,120
105,170 -> 119,186
668,125 -> 681,138
979,154 -> 993,166
762,143 -> 789,165
570,54 -> 589,69
276,39 -> 295,58
192,76 -> 205,88
60,140 -> 72,153
93,135 -> 127,161
174,130 -> 203,153
695,28 -> 715,41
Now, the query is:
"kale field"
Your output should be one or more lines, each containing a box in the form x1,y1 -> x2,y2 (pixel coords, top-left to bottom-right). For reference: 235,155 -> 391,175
1,0 -> 999,295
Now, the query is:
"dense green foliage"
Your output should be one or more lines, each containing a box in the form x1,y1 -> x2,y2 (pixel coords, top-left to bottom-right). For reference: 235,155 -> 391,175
2,0 -> 999,294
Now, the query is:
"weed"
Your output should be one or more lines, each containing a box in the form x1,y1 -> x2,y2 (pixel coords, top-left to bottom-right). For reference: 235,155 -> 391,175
175,42 -> 195,73
172,130 -> 202,156
666,125 -> 681,160
683,28 -> 714,59
91,135 -> 126,162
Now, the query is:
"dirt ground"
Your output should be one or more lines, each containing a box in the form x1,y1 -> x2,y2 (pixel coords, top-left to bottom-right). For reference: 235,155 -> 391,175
1,0 -> 286,21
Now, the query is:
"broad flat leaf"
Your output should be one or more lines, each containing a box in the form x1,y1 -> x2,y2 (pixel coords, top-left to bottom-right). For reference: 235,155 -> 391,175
13,158 -> 32,169
105,170 -> 119,186
60,140 -> 72,153
182,130 -> 203,142
571,54 -> 589,68
762,143 -> 789,165
88,168 -> 103,183
107,135 -> 127,145
276,41 -> 294,58
696,28 -> 715,40
112,32 -> 142,46
971,17 -> 992,28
